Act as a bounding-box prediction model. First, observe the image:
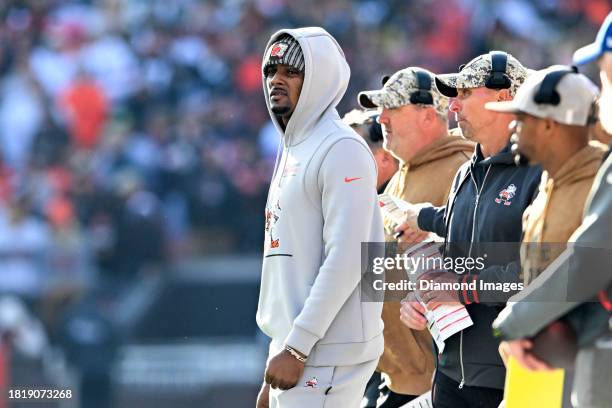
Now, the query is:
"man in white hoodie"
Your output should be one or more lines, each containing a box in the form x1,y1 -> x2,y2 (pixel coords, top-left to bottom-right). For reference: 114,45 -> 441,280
256,28 -> 385,408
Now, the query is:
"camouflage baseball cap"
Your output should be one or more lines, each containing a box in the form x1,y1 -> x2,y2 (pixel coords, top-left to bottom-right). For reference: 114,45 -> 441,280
358,67 -> 449,115
435,51 -> 528,97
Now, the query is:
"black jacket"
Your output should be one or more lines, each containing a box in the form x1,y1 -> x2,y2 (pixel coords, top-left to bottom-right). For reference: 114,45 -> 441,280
418,142 -> 542,389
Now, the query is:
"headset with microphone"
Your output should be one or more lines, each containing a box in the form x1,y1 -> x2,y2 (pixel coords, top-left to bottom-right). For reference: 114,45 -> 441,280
409,69 -> 434,105
486,51 -> 512,89
457,51 -> 512,90
533,65 -> 578,105
532,65 -> 597,125
381,69 -> 434,105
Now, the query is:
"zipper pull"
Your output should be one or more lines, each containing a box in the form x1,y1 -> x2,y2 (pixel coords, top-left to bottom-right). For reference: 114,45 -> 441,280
475,195 -> 480,206
458,379 -> 465,389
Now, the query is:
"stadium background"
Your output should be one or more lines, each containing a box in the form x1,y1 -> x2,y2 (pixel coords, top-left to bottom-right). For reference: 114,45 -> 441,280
0,0 -> 607,407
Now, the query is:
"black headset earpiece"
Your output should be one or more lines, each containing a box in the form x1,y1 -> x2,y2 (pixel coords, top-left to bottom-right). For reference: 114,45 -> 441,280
409,69 -> 434,105
587,99 -> 598,125
533,66 -> 578,106
485,51 -> 512,89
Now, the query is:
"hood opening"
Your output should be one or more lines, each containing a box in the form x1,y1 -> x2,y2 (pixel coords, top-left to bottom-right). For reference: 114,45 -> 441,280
262,27 -> 350,147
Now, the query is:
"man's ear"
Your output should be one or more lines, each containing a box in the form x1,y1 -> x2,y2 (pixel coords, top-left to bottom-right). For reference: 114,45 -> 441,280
544,118 -> 556,134
420,107 -> 436,128
497,89 -> 511,102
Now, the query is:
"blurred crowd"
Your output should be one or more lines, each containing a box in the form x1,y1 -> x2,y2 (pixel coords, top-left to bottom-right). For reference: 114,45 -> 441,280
0,0 -> 607,327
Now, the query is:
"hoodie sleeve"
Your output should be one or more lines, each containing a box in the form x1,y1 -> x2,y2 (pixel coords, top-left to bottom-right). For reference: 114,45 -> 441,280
417,162 -> 470,236
455,261 -> 522,306
418,205 -> 447,236
492,250 -> 578,340
284,137 -> 382,356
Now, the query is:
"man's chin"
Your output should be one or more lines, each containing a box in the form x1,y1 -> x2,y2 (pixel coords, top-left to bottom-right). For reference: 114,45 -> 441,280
271,105 -> 291,115
514,149 -> 536,165
382,141 -> 395,156
458,123 -> 473,140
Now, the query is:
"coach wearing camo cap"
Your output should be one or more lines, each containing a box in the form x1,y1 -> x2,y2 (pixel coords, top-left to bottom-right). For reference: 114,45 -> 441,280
357,67 -> 473,408
396,52 -> 542,408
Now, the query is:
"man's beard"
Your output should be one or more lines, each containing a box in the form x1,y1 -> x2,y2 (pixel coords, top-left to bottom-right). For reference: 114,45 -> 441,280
271,105 -> 291,115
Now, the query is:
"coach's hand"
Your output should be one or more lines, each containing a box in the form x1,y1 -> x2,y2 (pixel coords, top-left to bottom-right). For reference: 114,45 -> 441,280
264,349 -> 305,390
256,382 -> 270,408
399,292 -> 427,330
502,339 -> 554,372
418,271 -> 462,307
395,226 -> 429,244
393,202 -> 431,240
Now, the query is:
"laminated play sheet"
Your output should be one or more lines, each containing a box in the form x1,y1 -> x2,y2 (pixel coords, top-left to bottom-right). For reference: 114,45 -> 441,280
404,241 -> 474,353
379,194 -> 474,352
378,193 -> 413,225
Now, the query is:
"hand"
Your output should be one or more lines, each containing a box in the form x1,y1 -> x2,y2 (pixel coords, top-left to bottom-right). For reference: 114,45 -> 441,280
399,292 -> 427,330
395,226 -> 429,244
417,271 -> 461,306
394,202 -> 431,234
256,382 -> 270,408
498,341 -> 511,366
502,339 -> 554,372
264,349 -> 305,390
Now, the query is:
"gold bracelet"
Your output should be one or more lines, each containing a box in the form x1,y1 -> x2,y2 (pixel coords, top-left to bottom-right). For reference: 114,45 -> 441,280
284,345 -> 307,363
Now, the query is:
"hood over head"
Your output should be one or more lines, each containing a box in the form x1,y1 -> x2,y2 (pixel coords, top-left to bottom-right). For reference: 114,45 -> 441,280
262,27 -> 350,146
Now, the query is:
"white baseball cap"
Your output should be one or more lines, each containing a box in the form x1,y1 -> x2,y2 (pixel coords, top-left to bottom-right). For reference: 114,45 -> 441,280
485,65 -> 599,126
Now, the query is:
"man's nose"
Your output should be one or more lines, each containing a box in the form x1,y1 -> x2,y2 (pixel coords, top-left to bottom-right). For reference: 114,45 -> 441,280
449,98 -> 461,113
378,109 -> 389,124
269,71 -> 284,87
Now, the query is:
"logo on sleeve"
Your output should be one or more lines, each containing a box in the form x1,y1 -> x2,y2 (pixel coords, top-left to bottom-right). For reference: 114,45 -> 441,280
344,177 -> 362,183
495,184 -> 517,206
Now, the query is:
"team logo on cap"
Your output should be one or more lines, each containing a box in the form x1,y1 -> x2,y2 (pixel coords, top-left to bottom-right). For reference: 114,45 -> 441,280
495,184 -> 517,206
270,43 -> 288,58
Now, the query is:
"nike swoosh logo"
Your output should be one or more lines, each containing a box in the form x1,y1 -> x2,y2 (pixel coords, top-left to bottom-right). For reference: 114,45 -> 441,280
344,177 -> 362,183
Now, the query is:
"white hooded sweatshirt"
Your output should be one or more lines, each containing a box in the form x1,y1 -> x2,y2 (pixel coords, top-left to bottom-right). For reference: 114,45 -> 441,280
256,27 -> 384,367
